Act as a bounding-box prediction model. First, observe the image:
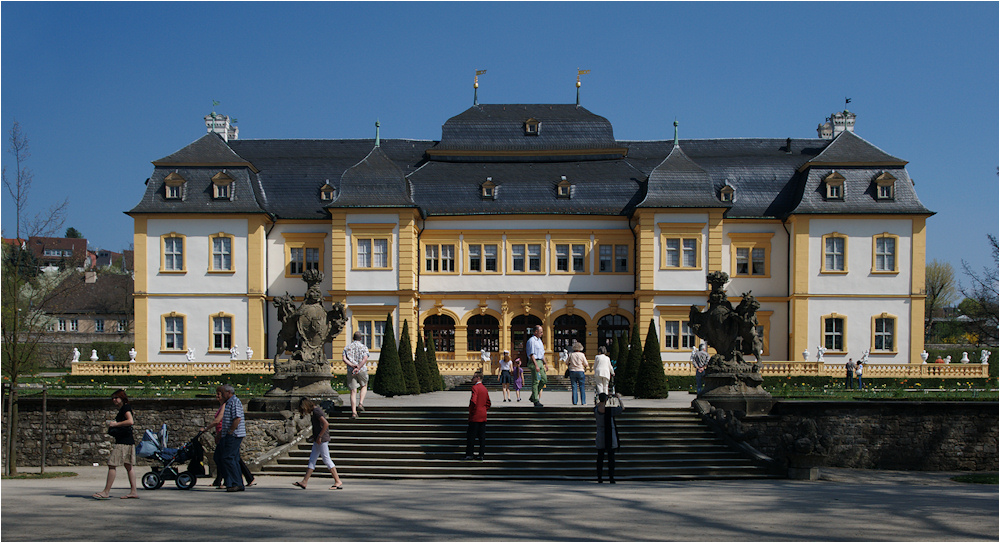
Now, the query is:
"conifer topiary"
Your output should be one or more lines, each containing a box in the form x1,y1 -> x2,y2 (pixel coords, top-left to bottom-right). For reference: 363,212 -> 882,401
398,320 -> 420,395
426,336 -> 444,391
618,320 -> 643,395
634,318 -> 669,399
372,314 -> 407,397
414,334 -> 432,393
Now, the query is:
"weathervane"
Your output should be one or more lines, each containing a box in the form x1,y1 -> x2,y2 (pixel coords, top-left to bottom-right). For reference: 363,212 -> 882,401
576,69 -> 590,106
844,97 -> 852,111
474,69 -> 487,106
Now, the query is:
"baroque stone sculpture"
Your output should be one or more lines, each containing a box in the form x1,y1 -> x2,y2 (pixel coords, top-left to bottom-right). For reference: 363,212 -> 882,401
90,349 -> 99,362
129,347 -> 137,362
688,271 -> 772,415
72,348 -> 81,363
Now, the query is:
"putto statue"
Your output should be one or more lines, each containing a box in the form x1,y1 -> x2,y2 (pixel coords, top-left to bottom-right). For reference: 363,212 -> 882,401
272,269 -> 347,374
688,271 -> 771,414
72,348 -> 81,363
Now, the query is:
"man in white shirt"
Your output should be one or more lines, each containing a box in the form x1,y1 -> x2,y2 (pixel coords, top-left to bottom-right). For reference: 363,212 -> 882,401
526,325 -> 549,407
343,331 -> 370,419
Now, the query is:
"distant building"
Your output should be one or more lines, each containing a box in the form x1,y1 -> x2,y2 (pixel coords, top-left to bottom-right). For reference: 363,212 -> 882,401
28,236 -> 88,270
40,271 -> 134,367
127,104 -> 932,368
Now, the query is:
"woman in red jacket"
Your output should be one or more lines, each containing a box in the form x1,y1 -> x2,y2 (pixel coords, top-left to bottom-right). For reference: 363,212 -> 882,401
464,371 -> 491,461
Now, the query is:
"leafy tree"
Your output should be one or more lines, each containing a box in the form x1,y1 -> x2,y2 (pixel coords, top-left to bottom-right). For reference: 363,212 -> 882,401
925,259 -> 957,338
1,121 -> 68,475
425,335 -> 444,391
370,314 -> 406,397
3,243 -> 38,279
64,227 -> 83,239
398,320 -> 420,395
413,334 -> 433,392
618,320 -> 643,395
959,235 -> 999,346
634,319 -> 669,398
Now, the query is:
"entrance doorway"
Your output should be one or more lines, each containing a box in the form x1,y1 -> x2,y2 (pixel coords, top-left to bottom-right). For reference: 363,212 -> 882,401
510,314 -> 543,360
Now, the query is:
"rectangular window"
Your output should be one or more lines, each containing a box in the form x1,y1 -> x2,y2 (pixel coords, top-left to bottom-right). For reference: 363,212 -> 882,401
439,244 -> 454,272
95,319 -> 104,333
425,245 -> 438,272
875,237 -> 896,272
681,321 -> 696,349
58,319 -> 66,332
166,185 -> 181,199
164,237 -> 183,271
358,321 -> 372,348
373,320 -> 386,350
824,317 -> 844,351
528,244 -> 542,272
735,247 -> 750,275
825,237 -> 845,272
681,240 -> 696,268
512,244 -> 525,272
355,236 -> 391,269
212,236 -> 232,271
599,245 -> 613,272
423,243 -> 454,273
213,316 -> 232,350
484,245 -> 497,272
615,244 -> 629,272
118,320 -> 127,333
373,239 -> 389,268
283,233 -> 326,277
664,239 -> 680,267
358,239 -> 372,268
70,319 -> 79,332
572,244 -> 586,272
878,184 -> 893,199
469,245 -> 482,272
165,317 -> 183,350
663,321 -> 679,349
735,246 -> 767,276
556,244 -> 569,272
874,317 -> 894,351
215,183 -> 230,199
466,243 -> 499,273
289,247 -> 319,275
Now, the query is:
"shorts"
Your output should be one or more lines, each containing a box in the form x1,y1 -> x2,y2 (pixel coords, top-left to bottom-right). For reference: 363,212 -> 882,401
109,443 -> 136,466
498,369 -> 512,384
347,368 -> 369,391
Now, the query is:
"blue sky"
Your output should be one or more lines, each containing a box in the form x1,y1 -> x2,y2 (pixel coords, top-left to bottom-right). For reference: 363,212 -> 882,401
2,2 -> 997,280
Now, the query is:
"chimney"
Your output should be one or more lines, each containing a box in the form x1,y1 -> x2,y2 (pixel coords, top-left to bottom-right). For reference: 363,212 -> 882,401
204,112 -> 239,142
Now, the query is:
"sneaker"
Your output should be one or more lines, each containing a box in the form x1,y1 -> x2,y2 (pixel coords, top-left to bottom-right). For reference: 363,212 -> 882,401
533,402 -> 544,408
463,455 -> 474,460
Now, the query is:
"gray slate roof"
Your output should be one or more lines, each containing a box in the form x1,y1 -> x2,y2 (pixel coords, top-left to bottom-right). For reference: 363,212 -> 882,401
638,145 -> 729,209
804,130 -> 906,167
328,146 -> 415,208
789,167 -> 930,215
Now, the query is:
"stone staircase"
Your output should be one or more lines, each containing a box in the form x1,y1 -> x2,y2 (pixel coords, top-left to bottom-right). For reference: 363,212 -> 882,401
258,406 -> 781,481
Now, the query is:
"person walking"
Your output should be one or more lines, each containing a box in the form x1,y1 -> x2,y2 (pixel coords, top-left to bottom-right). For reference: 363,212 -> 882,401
692,342 -> 711,395
595,392 -> 624,484
845,358 -> 857,390
464,371 -> 491,460
497,350 -> 513,402
92,389 -> 139,499
218,384 -> 247,492
593,346 -> 614,397
512,358 -> 524,402
292,398 -> 344,490
526,325 -> 549,407
567,341 -> 590,405
204,386 -> 255,488
343,331 -> 370,419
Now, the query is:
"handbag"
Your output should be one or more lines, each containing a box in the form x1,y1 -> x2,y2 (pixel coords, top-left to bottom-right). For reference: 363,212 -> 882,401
564,368 -> 570,378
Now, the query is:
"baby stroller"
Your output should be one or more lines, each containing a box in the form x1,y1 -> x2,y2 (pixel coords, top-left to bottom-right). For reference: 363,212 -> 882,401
136,424 -> 206,490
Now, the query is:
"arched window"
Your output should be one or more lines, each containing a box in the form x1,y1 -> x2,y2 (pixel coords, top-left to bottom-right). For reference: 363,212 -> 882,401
510,314 -> 543,357
553,314 -> 587,353
422,314 -> 455,352
467,314 -> 500,353
597,314 -> 631,350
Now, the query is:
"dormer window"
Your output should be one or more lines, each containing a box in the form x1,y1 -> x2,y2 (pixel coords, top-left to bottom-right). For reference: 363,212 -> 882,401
164,172 -> 186,200
480,177 -> 496,200
557,176 -> 571,199
874,172 -> 896,200
823,171 -> 845,200
212,171 -> 234,200
320,182 -> 335,201
720,185 -> 735,202
524,118 -> 540,136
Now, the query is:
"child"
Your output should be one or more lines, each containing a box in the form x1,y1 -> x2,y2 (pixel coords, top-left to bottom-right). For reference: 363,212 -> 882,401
512,358 -> 524,402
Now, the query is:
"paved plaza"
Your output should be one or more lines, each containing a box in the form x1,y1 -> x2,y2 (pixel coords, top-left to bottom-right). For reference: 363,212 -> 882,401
2,463 -> 997,541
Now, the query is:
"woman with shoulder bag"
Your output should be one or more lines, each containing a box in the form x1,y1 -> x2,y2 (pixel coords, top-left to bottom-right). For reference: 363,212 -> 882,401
93,389 -> 138,499
595,392 -> 624,484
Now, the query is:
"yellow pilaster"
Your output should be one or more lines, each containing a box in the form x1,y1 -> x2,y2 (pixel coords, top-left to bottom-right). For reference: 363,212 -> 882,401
707,209 -> 724,272
636,295 -> 655,334
635,211 -> 656,292
133,217 -> 148,362
789,216 -> 810,360
329,211 -> 348,354
910,216 -> 927,364
247,216 -> 268,359
398,212 -> 417,292
454,325 -> 468,361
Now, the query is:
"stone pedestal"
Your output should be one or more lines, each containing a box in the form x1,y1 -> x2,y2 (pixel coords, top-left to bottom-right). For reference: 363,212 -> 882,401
786,453 -> 826,481
248,372 -> 342,412
699,372 -> 773,416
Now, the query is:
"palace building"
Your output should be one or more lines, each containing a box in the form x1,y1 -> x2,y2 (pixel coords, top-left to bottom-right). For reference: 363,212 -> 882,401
127,103 -> 932,371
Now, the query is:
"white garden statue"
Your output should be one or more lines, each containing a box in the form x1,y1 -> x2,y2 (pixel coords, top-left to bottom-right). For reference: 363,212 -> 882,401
960,351 -> 970,364
860,349 -> 870,364
246,345 -> 254,360
186,347 -> 196,362
802,347 -> 810,361
129,347 -> 137,362
230,344 -> 239,360
944,355 -> 952,364
90,349 -> 99,362
72,347 -> 81,363
480,347 -> 490,363
981,350 -> 991,365
920,350 -> 929,364
816,345 -> 826,362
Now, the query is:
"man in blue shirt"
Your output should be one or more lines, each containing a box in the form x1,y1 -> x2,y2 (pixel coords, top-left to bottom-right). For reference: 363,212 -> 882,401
218,384 -> 247,492
526,325 -> 549,407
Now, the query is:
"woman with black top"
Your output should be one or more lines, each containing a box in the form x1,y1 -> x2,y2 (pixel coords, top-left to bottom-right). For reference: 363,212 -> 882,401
292,398 -> 343,490
93,389 -> 139,499
595,392 -> 624,484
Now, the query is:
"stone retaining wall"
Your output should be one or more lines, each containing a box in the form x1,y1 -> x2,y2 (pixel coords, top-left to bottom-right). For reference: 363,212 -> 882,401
1,397 -> 313,469
739,401 -> 998,471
